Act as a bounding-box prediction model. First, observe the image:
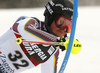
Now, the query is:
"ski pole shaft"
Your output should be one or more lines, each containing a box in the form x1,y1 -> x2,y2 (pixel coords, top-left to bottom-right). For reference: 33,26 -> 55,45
16,38 -> 64,45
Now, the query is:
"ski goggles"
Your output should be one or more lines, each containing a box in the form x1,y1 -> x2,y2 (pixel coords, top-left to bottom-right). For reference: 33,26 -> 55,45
55,15 -> 72,33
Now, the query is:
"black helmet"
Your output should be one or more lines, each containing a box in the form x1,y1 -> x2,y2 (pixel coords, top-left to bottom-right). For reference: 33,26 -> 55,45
44,0 -> 73,36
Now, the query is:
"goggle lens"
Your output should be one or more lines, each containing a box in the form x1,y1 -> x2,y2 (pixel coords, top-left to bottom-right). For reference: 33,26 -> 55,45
55,15 -> 72,33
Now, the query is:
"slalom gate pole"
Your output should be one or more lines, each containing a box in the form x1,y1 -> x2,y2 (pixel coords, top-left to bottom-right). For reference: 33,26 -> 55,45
58,0 -> 78,73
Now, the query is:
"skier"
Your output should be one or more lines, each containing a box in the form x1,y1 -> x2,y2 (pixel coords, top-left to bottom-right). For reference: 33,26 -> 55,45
0,0 -> 81,73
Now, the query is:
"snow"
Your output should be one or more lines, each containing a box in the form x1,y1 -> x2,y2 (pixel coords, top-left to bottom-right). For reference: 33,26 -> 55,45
0,6 -> 100,73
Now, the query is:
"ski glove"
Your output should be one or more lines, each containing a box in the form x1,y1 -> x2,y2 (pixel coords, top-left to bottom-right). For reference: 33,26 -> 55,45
56,37 -> 67,51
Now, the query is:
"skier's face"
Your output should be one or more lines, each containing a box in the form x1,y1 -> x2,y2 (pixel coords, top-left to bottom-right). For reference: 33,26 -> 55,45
50,21 -> 67,37
50,15 -> 72,37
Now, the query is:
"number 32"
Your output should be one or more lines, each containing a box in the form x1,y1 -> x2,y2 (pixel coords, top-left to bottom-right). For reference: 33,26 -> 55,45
8,50 -> 29,69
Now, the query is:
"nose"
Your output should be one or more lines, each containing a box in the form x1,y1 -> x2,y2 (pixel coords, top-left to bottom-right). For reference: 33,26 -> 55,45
60,28 -> 67,32
63,28 -> 68,32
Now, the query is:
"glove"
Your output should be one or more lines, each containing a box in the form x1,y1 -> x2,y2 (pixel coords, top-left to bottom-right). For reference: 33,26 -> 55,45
63,38 -> 82,55
56,37 -> 67,51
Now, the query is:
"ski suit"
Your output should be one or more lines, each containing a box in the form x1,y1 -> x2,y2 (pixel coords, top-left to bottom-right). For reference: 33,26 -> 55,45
0,16 -> 59,73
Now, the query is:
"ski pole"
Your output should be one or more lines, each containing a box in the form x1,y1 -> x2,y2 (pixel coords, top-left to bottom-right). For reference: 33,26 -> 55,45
16,38 -> 64,46
16,38 -> 82,55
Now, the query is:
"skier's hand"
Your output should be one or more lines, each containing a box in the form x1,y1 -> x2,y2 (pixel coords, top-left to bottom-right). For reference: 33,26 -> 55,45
63,38 -> 82,55
56,37 -> 66,51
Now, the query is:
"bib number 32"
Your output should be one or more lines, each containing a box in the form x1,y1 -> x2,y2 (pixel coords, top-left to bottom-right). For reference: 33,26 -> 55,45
8,50 -> 29,69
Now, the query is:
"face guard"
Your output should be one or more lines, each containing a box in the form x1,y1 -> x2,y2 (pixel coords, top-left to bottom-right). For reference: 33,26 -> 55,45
55,15 -> 72,33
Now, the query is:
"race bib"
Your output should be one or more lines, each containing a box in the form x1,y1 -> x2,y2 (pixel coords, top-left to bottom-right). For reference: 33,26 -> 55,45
0,30 -> 35,73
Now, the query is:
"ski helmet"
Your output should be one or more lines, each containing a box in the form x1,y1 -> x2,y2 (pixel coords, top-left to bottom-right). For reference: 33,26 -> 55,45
44,0 -> 73,35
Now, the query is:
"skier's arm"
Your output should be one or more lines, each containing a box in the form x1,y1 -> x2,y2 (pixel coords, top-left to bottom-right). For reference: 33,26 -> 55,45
12,16 -> 57,42
12,16 -> 43,41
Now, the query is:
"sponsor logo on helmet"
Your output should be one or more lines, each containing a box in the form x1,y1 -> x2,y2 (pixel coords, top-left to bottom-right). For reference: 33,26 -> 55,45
55,4 -> 73,12
46,4 -> 54,15
49,1 -> 55,6
49,1 -> 73,12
